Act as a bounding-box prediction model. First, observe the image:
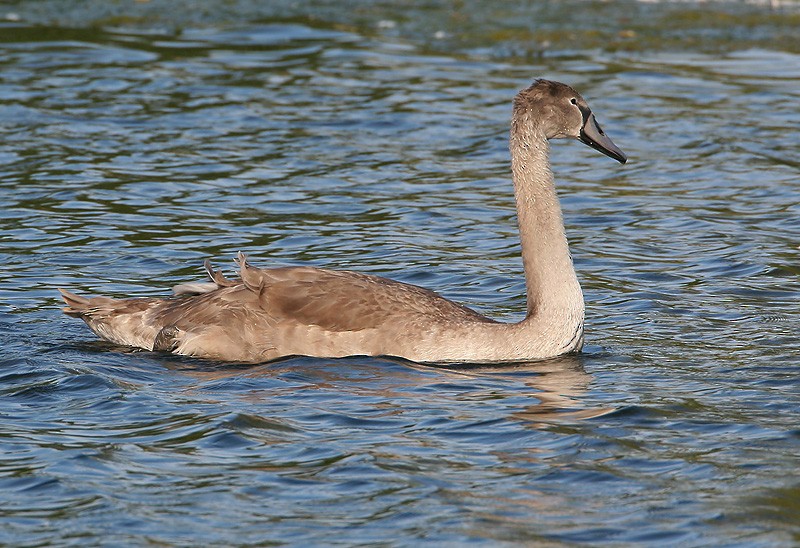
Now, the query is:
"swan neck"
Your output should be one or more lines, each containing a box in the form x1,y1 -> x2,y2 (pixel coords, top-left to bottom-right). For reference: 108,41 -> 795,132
509,129 -> 584,325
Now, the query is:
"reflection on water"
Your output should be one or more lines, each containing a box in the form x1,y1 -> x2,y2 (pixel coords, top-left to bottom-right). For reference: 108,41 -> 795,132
170,355 -> 615,425
436,359 -> 617,424
1,2 -> 799,545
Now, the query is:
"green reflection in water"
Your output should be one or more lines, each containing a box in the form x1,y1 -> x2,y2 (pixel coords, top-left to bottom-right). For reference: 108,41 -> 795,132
6,0 -> 800,56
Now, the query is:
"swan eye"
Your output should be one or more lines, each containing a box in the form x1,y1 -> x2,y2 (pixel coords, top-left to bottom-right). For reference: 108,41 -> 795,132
570,98 -> 578,105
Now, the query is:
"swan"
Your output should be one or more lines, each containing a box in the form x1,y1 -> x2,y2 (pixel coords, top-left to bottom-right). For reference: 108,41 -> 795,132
59,79 -> 627,364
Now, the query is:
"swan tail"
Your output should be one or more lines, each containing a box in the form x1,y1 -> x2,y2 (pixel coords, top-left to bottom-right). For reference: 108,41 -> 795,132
58,288 -> 92,315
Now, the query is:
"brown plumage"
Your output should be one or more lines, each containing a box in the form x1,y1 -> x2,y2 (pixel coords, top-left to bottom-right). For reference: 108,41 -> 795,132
60,79 -> 627,364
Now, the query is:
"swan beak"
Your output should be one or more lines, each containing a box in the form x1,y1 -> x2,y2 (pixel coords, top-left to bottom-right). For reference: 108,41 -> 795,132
579,112 -> 627,164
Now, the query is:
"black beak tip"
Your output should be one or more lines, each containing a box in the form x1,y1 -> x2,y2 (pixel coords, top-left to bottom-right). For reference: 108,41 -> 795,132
579,129 -> 627,165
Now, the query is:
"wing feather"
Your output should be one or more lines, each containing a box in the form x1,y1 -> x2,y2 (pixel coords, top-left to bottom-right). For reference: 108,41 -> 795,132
60,256 -> 495,362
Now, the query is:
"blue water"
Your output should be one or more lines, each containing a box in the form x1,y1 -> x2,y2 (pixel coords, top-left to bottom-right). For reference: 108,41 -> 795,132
1,2 -> 799,545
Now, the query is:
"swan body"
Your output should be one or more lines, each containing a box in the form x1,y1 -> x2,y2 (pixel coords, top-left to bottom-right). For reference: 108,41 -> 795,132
60,79 -> 626,364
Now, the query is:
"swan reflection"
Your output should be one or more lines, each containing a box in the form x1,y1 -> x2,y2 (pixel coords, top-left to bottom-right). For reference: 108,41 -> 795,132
160,353 -> 615,426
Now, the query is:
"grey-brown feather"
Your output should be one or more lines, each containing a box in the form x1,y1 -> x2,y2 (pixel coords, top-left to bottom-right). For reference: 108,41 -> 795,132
60,259 -> 497,362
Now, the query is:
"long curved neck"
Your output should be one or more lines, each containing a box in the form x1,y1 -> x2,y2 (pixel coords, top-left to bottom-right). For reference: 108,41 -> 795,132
509,124 -> 584,327
427,127 -> 585,362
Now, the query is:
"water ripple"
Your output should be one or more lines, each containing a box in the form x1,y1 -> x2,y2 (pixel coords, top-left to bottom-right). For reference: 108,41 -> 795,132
1,12 -> 799,547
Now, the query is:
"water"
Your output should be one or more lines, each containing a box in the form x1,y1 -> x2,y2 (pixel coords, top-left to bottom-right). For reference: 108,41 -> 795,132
1,1 -> 799,545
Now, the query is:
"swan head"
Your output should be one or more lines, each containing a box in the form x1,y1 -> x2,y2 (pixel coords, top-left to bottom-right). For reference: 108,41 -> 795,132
513,79 -> 627,164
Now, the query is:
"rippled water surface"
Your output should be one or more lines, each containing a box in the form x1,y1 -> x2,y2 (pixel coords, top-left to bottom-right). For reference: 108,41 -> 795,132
1,1 -> 799,545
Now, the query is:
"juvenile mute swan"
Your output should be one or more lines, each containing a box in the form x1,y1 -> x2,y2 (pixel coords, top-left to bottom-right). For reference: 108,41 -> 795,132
60,79 -> 627,364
